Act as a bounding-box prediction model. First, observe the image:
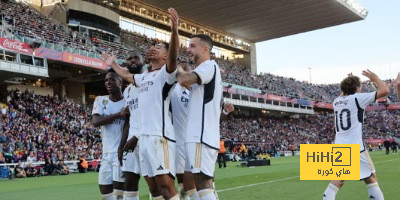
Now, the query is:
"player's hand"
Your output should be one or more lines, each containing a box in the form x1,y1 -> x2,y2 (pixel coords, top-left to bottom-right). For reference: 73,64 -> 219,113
168,8 -> 179,32
224,103 -> 235,113
395,72 -> 400,87
118,147 -> 124,166
145,47 -> 159,60
101,51 -> 116,66
362,69 -> 379,82
119,107 -> 130,118
124,137 -> 138,152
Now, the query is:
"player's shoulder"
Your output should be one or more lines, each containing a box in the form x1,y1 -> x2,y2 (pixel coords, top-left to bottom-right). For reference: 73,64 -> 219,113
200,59 -> 218,68
94,95 -> 108,102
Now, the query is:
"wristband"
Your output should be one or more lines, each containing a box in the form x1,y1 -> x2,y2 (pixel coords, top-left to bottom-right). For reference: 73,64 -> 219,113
222,109 -> 229,115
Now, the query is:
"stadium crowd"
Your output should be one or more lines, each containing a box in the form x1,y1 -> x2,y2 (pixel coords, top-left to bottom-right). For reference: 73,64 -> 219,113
0,89 -> 101,171
1,0 -> 399,104
0,0 -> 399,171
1,89 -> 398,169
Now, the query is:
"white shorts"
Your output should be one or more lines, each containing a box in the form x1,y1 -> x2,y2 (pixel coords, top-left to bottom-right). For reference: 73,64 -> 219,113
360,151 -> 376,180
139,135 -> 176,177
99,152 -> 125,185
176,144 -> 186,174
122,145 -> 141,175
185,143 -> 218,178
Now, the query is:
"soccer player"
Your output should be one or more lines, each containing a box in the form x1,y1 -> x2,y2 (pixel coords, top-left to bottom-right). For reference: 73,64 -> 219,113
92,70 -> 127,200
102,8 -> 180,200
118,51 -> 144,200
322,70 -> 389,200
396,72 -> 400,101
171,61 -> 199,200
177,34 -> 222,200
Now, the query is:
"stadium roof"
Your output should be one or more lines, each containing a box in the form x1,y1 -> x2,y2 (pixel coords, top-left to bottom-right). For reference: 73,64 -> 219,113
136,0 -> 367,43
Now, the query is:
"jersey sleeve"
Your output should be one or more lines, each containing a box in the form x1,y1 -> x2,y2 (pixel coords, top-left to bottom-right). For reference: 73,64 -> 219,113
193,62 -> 215,85
354,92 -> 376,108
133,74 -> 142,87
164,65 -> 177,84
92,96 -> 103,115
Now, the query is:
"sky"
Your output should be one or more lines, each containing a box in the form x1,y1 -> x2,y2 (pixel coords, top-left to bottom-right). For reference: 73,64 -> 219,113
256,0 -> 400,84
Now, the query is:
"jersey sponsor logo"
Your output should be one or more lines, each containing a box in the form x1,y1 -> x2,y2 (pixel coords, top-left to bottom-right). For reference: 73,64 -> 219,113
180,96 -> 189,107
127,98 -> 139,110
300,144 -> 360,180
138,81 -> 154,93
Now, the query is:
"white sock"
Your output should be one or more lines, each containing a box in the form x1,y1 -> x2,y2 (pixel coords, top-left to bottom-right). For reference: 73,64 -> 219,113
124,191 -> 139,200
178,183 -> 186,199
367,182 -> 384,200
101,193 -> 114,200
169,194 -> 180,200
198,189 -> 216,200
152,196 -> 165,200
186,189 -> 200,200
212,182 -> 219,200
114,189 -> 124,200
323,183 -> 339,200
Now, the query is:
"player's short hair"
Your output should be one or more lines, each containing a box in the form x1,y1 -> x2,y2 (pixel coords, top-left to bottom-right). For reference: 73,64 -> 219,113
191,34 -> 213,50
106,68 -> 122,80
340,75 -> 361,95
161,42 -> 169,52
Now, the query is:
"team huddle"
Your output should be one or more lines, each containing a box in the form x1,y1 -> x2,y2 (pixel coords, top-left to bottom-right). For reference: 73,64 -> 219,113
90,7 -> 400,200
93,8 -> 232,200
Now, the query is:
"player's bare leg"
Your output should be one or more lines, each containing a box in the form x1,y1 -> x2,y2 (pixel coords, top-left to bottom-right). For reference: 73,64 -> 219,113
183,172 -> 200,200
322,180 -> 343,200
124,172 -> 140,200
144,176 -> 163,199
193,173 -> 216,200
363,173 -> 384,200
155,174 -> 178,200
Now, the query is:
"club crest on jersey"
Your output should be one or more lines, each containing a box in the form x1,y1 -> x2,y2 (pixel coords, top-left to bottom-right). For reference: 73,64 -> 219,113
102,99 -> 109,105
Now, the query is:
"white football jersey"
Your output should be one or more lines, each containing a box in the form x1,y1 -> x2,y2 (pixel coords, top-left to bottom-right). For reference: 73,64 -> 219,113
171,84 -> 190,145
333,92 -> 376,152
92,96 -> 125,153
186,60 -> 222,150
133,65 -> 177,141
123,84 -> 140,139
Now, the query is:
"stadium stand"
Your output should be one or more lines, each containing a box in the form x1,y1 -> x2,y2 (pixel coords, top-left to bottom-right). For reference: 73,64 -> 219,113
0,0 -> 399,182
0,90 -> 101,166
1,0 -> 399,103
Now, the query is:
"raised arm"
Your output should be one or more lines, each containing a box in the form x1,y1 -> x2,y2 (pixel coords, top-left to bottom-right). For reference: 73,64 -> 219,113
92,107 -> 129,128
166,8 -> 180,73
102,52 -> 135,84
362,69 -> 389,99
395,72 -> 400,101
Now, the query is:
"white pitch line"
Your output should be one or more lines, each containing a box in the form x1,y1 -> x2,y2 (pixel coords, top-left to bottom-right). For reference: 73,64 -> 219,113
217,176 -> 299,193
217,158 -> 399,193
375,158 -> 400,164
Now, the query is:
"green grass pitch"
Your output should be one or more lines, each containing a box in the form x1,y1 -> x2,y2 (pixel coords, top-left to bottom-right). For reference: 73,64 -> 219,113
1,151 -> 398,200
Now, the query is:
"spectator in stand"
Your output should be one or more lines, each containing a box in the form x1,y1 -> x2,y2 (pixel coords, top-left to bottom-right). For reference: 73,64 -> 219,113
26,152 -> 36,164
56,160 -> 70,175
25,163 -> 38,177
396,73 -> 400,100
14,161 -> 26,178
